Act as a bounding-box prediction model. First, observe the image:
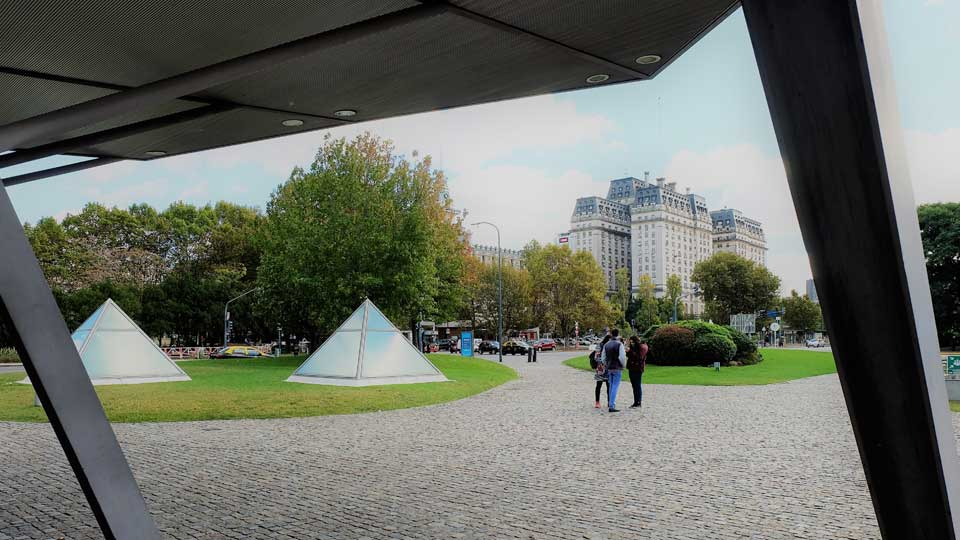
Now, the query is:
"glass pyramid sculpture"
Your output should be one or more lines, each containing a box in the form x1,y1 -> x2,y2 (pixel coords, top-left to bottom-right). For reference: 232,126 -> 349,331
26,298 -> 191,385
287,299 -> 448,386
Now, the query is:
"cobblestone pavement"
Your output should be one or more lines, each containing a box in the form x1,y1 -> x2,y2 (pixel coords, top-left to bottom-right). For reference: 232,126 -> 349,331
0,351 -> 903,539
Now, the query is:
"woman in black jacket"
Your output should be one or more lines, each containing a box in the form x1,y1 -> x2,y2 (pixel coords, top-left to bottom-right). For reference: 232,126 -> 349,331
626,335 -> 648,408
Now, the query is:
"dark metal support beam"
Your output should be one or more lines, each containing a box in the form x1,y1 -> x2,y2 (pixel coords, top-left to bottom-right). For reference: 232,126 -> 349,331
2,158 -> 124,187
0,66 -> 352,125
420,1 -> 648,80
0,2 -> 446,152
0,183 -> 159,538
741,1 -> 960,537
0,104 -> 231,169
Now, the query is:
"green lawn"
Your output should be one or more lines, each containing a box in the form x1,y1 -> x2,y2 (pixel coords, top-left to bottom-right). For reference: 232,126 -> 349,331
563,348 -> 837,386
0,355 -> 515,423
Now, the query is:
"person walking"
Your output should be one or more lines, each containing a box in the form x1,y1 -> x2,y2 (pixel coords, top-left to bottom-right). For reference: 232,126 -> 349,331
626,335 -> 648,408
590,336 -> 611,408
603,329 -> 626,412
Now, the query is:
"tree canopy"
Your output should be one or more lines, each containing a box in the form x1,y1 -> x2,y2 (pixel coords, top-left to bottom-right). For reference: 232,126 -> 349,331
524,242 -> 613,338
691,252 -> 781,324
782,290 -> 822,334
256,133 -> 468,341
918,203 -> 960,347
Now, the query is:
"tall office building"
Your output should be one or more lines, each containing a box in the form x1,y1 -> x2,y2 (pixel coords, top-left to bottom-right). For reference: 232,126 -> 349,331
632,177 -> 712,315
567,179 -> 633,290
471,245 -> 524,269
565,175 -> 767,317
710,208 -> 768,267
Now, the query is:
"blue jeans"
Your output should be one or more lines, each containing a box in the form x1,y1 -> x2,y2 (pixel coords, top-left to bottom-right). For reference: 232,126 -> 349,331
607,370 -> 622,409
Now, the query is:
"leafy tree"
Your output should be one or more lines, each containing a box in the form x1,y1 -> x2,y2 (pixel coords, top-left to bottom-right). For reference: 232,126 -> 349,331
525,243 -> 614,338
612,267 -> 631,327
691,252 -> 781,324
782,290 -> 822,335
257,133 -> 467,341
630,274 -> 660,333
918,203 -> 960,347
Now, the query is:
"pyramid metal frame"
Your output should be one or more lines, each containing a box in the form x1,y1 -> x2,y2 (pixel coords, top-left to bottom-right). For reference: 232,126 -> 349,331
25,298 -> 191,385
287,299 -> 447,387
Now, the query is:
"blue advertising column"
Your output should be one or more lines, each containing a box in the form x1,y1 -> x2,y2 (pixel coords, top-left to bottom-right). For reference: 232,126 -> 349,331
461,331 -> 474,357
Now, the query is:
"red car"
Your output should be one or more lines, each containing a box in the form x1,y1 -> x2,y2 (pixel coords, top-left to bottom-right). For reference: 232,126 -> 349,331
533,338 -> 556,351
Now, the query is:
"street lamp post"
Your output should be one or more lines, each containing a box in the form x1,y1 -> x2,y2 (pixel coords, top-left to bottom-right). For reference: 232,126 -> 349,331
223,287 -> 258,347
471,221 -> 503,363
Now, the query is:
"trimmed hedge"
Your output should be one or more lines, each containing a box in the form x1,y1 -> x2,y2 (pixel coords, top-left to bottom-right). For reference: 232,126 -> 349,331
648,325 -> 695,365
642,320 -> 762,366
691,333 -> 736,364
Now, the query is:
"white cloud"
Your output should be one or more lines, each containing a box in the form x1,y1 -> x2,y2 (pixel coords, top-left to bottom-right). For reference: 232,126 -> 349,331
178,180 -> 210,200
449,165 -> 605,248
81,179 -> 168,208
663,143 -> 809,293
906,128 -> 960,203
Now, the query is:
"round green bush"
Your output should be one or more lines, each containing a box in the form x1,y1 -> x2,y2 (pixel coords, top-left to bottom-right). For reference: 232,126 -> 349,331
691,333 -> 736,364
719,326 -> 758,361
648,325 -> 696,366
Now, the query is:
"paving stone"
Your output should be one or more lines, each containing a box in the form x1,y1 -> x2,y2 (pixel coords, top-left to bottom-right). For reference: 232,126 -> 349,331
0,351 -> 900,539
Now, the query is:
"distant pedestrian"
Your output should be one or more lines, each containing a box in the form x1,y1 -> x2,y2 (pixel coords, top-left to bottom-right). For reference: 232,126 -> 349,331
626,336 -> 648,408
590,335 -> 611,408
603,329 -> 626,412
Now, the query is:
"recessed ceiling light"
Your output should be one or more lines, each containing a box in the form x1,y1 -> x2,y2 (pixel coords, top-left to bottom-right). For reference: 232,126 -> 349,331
281,119 -> 304,127
585,74 -> 610,84
636,54 -> 662,65
144,150 -> 166,157
333,109 -> 357,117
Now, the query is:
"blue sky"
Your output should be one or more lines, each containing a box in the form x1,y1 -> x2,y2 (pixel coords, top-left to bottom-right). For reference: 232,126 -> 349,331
5,1 -> 959,294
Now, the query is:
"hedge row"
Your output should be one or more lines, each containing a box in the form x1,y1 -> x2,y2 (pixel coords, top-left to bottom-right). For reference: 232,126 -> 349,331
641,321 -> 761,367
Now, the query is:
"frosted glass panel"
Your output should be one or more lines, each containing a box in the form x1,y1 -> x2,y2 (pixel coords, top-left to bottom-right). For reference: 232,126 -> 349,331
340,306 -> 366,330
362,332 -> 438,378
97,305 -> 135,330
294,331 -> 361,378
72,330 -> 90,350
82,331 -> 183,379
365,306 -> 394,331
75,305 -> 104,332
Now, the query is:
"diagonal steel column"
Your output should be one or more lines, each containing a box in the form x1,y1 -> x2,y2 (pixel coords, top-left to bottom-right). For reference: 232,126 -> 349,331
741,0 -> 960,537
0,104 -> 232,168
0,183 -> 159,539
0,3 -> 446,153
2,158 -> 124,187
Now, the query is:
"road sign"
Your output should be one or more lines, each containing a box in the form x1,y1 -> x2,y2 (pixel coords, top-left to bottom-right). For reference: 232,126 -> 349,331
730,313 -> 756,334
947,355 -> 960,374
461,331 -> 474,357
770,322 -> 781,332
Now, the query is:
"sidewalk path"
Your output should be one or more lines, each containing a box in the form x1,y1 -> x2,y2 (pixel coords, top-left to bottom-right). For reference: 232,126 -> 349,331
1,350 -> 887,539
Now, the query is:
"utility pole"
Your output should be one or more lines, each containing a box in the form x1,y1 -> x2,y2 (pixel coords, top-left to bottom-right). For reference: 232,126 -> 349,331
223,287 -> 258,347
472,221 -> 503,363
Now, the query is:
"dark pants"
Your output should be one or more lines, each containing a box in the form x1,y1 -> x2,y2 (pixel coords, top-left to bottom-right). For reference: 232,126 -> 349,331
629,370 -> 643,405
594,380 -> 609,403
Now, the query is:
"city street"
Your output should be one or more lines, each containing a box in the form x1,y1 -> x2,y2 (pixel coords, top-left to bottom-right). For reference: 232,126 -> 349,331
0,350 -> 899,539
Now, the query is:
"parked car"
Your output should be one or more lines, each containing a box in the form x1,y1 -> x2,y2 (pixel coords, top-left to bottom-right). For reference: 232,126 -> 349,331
438,338 -> 451,351
805,338 -> 826,348
533,338 -> 556,351
477,340 -> 500,354
502,339 -> 531,355
210,346 -> 264,358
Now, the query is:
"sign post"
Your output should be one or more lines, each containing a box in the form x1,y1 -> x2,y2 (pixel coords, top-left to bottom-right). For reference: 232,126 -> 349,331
947,355 -> 960,375
461,331 -> 474,358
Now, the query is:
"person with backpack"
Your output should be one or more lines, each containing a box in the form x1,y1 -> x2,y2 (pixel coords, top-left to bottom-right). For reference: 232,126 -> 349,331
626,335 -> 648,408
603,329 -> 626,412
590,335 -> 611,408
